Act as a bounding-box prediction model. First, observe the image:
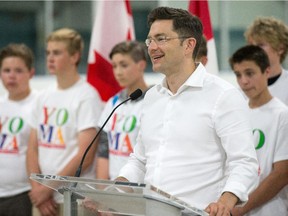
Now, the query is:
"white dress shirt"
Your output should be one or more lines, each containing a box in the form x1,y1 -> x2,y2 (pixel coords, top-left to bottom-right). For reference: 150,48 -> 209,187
119,63 -> 259,209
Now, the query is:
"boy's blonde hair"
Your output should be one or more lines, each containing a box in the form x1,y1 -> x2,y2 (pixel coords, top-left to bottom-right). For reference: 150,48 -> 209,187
47,28 -> 84,65
244,17 -> 288,63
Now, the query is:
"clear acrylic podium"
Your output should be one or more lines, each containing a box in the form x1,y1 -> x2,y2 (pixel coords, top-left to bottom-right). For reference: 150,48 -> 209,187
30,173 -> 208,216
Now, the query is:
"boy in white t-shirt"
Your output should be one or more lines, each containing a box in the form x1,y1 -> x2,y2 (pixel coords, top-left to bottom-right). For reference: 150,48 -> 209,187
26,28 -> 103,216
230,45 -> 288,216
0,43 -> 37,216
96,41 -> 149,180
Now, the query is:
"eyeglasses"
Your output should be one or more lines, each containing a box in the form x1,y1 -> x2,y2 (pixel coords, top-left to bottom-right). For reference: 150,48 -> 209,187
145,35 -> 191,47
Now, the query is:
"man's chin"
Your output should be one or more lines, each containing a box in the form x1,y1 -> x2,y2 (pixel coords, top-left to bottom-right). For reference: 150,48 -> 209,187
152,65 -> 161,73
48,70 -> 56,75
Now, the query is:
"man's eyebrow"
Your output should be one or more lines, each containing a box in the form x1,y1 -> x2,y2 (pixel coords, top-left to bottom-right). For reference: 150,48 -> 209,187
147,33 -> 165,38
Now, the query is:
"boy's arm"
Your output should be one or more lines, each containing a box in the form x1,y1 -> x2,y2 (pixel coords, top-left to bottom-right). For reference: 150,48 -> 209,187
232,160 -> 288,215
57,127 -> 98,177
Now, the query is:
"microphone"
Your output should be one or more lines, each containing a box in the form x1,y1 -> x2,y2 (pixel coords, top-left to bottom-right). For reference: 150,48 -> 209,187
74,88 -> 143,177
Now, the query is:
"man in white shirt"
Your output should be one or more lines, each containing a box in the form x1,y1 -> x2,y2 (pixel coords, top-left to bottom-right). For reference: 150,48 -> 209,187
116,7 -> 259,216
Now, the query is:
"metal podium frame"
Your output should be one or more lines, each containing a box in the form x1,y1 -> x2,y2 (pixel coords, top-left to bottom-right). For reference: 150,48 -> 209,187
30,173 -> 208,216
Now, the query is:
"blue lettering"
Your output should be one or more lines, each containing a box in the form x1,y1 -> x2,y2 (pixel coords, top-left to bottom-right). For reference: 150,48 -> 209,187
40,124 -> 54,143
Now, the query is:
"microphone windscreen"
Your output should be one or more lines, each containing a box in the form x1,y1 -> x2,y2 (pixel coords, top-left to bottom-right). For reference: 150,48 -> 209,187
130,89 -> 143,100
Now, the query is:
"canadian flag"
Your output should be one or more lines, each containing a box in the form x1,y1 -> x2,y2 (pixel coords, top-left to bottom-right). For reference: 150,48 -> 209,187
188,0 -> 219,75
87,0 -> 135,102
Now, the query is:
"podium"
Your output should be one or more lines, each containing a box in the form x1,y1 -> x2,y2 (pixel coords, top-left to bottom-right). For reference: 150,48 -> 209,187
31,173 -> 208,216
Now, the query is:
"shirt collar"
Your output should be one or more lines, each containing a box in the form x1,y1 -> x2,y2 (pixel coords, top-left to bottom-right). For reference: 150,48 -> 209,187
184,63 -> 206,88
156,63 -> 207,94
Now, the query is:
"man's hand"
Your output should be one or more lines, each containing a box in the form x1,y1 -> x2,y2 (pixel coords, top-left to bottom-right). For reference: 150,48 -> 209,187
114,176 -> 129,182
205,192 -> 238,216
82,198 -> 114,216
205,201 -> 231,216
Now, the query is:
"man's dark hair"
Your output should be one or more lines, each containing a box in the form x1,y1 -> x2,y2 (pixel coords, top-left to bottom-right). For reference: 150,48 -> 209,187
147,7 -> 203,60
229,45 -> 270,73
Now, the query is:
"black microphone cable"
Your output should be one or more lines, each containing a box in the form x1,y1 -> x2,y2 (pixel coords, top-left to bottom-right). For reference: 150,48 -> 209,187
74,88 -> 143,177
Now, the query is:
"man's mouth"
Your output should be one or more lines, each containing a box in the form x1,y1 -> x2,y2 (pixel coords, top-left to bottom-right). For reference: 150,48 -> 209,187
151,54 -> 164,62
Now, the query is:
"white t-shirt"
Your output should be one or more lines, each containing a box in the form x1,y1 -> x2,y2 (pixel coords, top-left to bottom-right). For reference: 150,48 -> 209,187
269,69 -> 288,106
29,79 -> 103,178
246,98 -> 288,216
0,91 -> 37,197
98,89 -> 144,180
119,63 -> 259,210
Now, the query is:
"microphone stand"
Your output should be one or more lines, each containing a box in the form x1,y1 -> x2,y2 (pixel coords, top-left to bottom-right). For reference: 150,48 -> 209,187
75,88 -> 143,177
75,97 -> 134,177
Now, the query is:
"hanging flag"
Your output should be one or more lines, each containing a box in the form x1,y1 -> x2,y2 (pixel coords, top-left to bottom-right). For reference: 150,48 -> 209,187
188,0 -> 219,75
87,0 -> 135,101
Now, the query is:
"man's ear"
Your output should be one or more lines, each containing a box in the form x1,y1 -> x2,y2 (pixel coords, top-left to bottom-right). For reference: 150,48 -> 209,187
187,38 -> 196,50
185,38 -> 196,55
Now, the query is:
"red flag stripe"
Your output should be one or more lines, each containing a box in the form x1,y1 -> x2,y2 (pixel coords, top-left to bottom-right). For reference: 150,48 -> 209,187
125,0 -> 133,15
87,0 -> 135,101
87,51 -> 121,101
188,0 -> 213,40
188,0 -> 219,74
